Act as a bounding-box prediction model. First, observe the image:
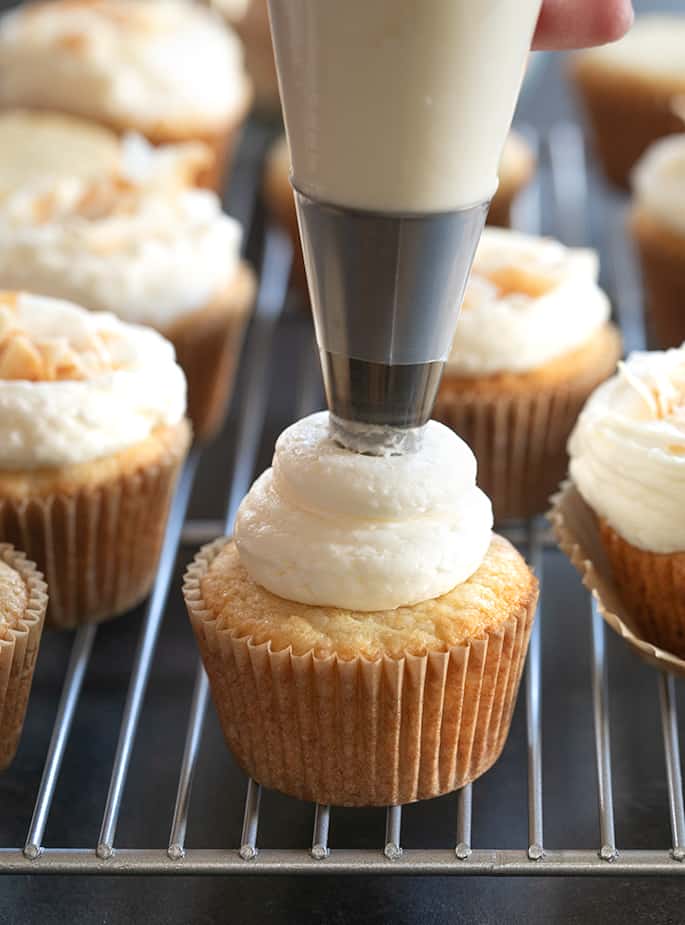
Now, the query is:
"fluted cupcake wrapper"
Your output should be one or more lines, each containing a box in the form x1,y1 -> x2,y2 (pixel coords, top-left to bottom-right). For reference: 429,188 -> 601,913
551,481 -> 685,677
165,265 -> 256,442
0,544 -> 48,770
184,538 -> 537,807
630,209 -> 685,350
571,63 -> 683,188
0,423 -> 190,630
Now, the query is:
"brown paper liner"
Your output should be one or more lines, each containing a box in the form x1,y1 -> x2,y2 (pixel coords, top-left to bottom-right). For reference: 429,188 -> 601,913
433,328 -> 622,522
0,422 -> 190,630
487,167 -> 535,229
630,208 -> 685,349
184,538 -> 537,807
0,544 -> 48,770
570,61 -> 684,188
163,264 -> 256,442
551,481 -> 685,677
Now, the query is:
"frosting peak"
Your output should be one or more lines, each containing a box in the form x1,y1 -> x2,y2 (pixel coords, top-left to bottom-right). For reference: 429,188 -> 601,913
569,346 -> 685,554
235,412 -> 493,611
632,135 -> 685,236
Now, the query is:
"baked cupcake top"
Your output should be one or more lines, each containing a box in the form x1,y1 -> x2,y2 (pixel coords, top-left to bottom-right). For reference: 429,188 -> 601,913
574,16 -> 685,82
0,136 -> 242,327
498,130 -> 535,190
0,0 -> 249,130
234,412 -> 493,611
632,134 -> 685,236
446,228 -> 610,376
0,559 -> 28,631
0,291 -> 186,471
569,346 -> 685,554
0,109 -> 120,200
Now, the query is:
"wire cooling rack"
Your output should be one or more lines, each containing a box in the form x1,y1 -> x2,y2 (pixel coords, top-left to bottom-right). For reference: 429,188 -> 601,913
1,119 -> 684,878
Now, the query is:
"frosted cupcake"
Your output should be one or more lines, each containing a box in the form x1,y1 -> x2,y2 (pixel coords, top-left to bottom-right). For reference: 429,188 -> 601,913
0,109 -> 120,200
433,228 -> 622,522
488,131 -> 536,228
0,292 -> 190,629
0,544 -> 47,770
559,346 -> 685,658
571,16 -> 685,187
0,0 -> 252,191
210,0 -> 279,113
184,412 -> 538,806
0,138 -> 255,441
630,135 -> 685,349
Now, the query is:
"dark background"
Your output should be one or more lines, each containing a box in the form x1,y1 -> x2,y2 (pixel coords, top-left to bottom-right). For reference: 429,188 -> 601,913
2,1 -> 685,922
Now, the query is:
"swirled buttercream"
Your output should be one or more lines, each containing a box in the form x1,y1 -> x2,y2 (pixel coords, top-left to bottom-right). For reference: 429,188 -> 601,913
446,229 -> 610,376
234,412 -> 493,610
0,0 -> 248,128
569,346 -> 685,553
0,137 -> 242,327
0,292 -> 186,470
632,135 -> 685,236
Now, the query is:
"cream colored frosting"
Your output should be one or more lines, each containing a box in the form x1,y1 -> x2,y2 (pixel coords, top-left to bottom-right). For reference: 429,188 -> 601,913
0,0 -> 248,129
446,229 -> 610,376
578,16 -> 685,80
0,292 -> 186,470
0,137 -> 242,327
234,412 -> 493,611
569,346 -> 685,554
632,134 -> 685,236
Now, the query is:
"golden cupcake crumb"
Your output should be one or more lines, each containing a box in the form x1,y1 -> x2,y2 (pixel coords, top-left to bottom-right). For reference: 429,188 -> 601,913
0,558 -> 28,637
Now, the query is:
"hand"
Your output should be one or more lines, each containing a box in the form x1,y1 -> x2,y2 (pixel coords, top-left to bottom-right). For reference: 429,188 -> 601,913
533,0 -> 634,50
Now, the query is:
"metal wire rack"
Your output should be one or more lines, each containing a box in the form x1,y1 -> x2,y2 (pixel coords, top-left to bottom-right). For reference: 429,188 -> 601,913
1,119 -> 684,878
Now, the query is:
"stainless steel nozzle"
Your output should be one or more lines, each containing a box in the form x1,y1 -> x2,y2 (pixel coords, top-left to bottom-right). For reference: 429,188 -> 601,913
294,189 -> 488,453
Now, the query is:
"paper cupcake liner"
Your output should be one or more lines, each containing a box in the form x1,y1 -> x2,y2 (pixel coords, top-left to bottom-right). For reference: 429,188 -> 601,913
0,544 -> 48,770
0,422 -> 190,630
630,209 -> 685,349
184,538 -> 537,807
433,337 -> 621,522
262,159 -> 308,293
551,481 -> 685,677
571,63 -> 683,188
165,264 -> 256,442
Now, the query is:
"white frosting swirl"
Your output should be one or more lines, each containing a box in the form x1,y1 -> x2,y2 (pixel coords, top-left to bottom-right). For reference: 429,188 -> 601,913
0,292 -> 186,470
0,0 -> 248,128
632,134 -> 685,236
0,137 -> 242,327
447,229 -> 610,376
578,16 -> 685,80
569,346 -> 685,554
234,412 -> 493,611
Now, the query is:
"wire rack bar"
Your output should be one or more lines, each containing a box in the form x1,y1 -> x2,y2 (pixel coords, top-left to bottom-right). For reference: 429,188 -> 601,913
455,785 -> 473,860
96,450 -> 201,860
590,600 -> 618,862
547,122 -> 589,246
525,520 -> 544,860
4,848 -> 685,877
311,805 -> 331,860
239,781 -> 262,861
384,807 -> 403,860
658,673 -> 685,861
23,625 -> 98,859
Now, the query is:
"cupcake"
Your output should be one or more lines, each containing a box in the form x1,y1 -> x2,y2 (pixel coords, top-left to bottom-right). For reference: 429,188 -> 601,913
0,291 -> 190,629
0,137 -> 255,441
0,0 -> 252,191
488,131 -> 536,228
210,0 -> 279,114
630,134 -> 685,349
0,544 -> 47,770
571,16 -> 685,188
433,228 -> 622,522
184,412 -> 538,806
560,346 -> 685,658
0,109 -> 120,200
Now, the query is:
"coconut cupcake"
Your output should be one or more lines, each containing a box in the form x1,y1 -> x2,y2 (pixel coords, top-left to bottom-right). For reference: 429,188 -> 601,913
0,291 -> 190,629
0,544 -> 47,770
630,134 -> 685,349
210,0 -> 279,114
433,228 -> 622,522
571,16 -> 685,188
184,412 -> 538,806
0,137 -> 255,441
558,346 -> 685,658
0,0 -> 252,191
